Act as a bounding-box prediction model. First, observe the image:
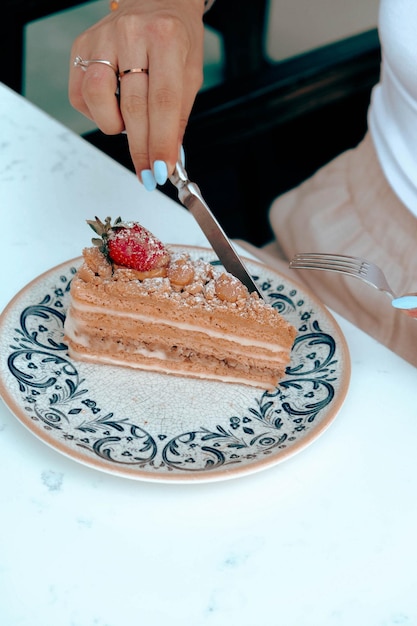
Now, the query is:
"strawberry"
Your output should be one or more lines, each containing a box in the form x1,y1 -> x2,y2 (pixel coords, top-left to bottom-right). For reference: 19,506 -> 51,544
87,216 -> 170,271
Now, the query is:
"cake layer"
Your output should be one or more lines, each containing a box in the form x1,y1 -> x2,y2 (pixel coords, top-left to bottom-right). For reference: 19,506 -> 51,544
64,245 -> 297,390
65,314 -> 288,370
69,277 -> 295,350
65,304 -> 290,363
65,338 -> 285,389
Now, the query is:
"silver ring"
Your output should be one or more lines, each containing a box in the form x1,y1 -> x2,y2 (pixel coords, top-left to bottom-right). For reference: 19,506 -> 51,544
118,68 -> 149,79
73,56 -> 118,74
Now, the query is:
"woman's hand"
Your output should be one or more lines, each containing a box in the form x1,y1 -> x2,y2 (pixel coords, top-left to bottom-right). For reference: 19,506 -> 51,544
69,0 -> 206,189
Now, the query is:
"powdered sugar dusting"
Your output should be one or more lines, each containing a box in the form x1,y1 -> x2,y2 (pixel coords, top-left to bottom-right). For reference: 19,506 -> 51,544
77,245 -> 289,323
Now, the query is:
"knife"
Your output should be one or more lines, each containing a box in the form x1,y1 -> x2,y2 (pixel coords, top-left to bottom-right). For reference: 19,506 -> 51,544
169,161 -> 265,300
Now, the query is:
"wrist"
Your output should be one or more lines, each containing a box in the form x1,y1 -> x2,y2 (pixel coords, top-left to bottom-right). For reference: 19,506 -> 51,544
110,0 -> 215,13
109,0 -> 215,13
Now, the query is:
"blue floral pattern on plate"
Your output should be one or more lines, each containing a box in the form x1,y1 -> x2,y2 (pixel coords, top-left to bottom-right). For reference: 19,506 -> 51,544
0,246 -> 350,483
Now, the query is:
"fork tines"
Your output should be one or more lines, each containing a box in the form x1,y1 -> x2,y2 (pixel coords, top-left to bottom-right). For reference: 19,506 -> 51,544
289,253 -> 370,276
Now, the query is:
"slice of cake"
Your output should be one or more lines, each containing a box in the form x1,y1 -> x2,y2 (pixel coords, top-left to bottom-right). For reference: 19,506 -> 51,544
64,217 -> 297,390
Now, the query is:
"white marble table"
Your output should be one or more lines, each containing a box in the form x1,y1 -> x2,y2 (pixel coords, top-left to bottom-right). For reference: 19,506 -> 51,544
1,82 -> 417,626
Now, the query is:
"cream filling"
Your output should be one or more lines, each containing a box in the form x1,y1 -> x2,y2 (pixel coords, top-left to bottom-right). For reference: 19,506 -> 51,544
64,314 -> 88,346
68,300 -> 288,353
67,347 -> 277,389
64,311 -> 286,364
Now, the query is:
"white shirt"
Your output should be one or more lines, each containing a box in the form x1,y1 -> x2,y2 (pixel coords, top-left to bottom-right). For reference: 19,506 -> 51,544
368,0 -> 417,217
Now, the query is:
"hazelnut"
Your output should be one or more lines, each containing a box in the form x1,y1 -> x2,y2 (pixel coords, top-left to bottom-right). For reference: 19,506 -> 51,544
214,273 -> 248,303
167,257 -> 195,287
82,246 -> 112,279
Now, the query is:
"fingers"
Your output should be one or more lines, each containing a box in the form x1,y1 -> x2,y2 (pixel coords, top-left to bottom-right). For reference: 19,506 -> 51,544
69,3 -> 206,189
69,44 -> 123,134
146,20 -> 204,177
82,65 -> 123,134
118,16 -> 203,185
119,69 -> 152,185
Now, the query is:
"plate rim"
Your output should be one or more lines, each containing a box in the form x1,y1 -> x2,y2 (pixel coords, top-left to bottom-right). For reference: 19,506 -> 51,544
0,246 -> 351,483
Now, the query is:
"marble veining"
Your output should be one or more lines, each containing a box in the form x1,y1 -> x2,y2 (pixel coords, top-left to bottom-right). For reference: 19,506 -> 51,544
41,470 -> 64,491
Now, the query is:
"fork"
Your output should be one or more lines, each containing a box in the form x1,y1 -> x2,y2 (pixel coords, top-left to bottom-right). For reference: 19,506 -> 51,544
289,252 -> 417,314
289,252 -> 396,298
289,252 -> 417,315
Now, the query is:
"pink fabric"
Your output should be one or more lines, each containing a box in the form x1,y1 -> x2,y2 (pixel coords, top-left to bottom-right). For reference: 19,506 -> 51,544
268,132 -> 417,367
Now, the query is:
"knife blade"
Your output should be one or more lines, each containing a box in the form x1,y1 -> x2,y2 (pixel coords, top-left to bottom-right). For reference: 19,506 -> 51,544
169,161 -> 265,300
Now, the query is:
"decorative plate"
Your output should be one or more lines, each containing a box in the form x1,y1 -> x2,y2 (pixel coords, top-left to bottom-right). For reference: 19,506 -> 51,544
0,246 -> 350,483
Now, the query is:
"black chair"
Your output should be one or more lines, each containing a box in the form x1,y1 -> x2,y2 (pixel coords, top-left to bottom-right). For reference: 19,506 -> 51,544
3,0 -> 380,245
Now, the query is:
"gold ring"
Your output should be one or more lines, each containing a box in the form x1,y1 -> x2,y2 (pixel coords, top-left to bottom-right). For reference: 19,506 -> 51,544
118,68 -> 149,79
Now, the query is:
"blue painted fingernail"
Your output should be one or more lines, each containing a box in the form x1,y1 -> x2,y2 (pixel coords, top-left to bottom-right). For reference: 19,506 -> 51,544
180,145 -> 185,166
153,160 -> 168,185
391,295 -> 417,310
141,169 -> 157,191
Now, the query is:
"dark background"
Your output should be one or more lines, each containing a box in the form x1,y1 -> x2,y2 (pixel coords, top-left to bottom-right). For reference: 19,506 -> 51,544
3,0 -> 381,246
